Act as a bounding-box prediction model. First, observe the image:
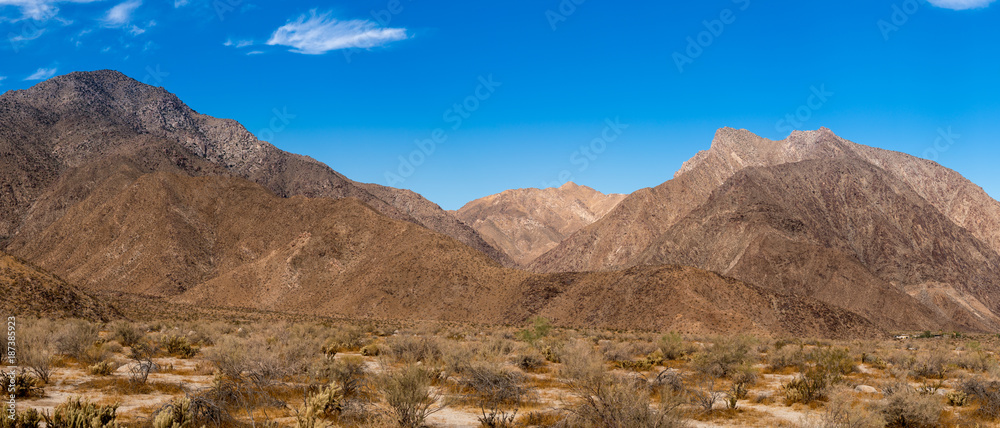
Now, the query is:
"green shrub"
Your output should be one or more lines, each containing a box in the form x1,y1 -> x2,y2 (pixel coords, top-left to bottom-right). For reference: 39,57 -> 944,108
692,336 -> 753,379
44,398 -> 118,428
160,335 -> 197,358
516,317 -> 552,346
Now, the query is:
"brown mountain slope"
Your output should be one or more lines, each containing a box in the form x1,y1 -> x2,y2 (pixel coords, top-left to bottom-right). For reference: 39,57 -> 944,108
455,182 -> 625,265
637,159 -> 1000,331
7,167 -> 881,338
0,252 -> 116,321
0,70 -> 510,265
533,127 -> 1000,273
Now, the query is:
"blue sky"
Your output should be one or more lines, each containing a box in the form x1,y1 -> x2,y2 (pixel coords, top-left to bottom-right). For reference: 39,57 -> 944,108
1,0 -> 998,210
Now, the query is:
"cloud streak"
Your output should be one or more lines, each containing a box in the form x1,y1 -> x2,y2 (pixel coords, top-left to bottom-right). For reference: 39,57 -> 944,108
266,10 -> 408,55
102,0 -> 140,26
0,0 -> 101,21
927,0 -> 995,9
24,67 -> 57,80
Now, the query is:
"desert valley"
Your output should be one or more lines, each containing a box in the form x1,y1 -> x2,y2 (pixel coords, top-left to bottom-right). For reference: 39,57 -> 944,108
0,70 -> 999,427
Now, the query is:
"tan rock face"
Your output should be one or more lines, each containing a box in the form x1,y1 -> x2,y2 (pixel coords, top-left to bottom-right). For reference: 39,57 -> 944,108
455,182 -> 625,266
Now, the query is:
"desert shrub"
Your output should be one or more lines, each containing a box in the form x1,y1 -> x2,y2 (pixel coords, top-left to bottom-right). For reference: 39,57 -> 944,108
658,332 -> 689,360
691,336 -> 753,379
881,389 -> 942,428
616,359 -> 653,372
517,316 -> 552,346
387,335 -> 442,364
438,341 -> 476,377
822,386 -> 886,428
911,353 -> 947,379
361,344 -> 381,357
1,371 -> 43,398
767,345 -> 806,371
813,347 -> 855,379
127,341 -> 158,385
479,336 -> 517,361
690,375 -> 723,412
160,335 -> 197,359
53,320 -> 99,361
44,398 -> 118,428
461,363 -> 530,427
19,319 -> 55,383
558,340 -> 605,386
953,350 -> 992,372
110,321 -> 144,347
328,325 -> 372,352
0,408 -> 41,428
960,378 -> 1000,419
378,364 -> 444,428
514,350 -> 546,372
599,341 -> 634,363
566,372 -> 687,428
88,360 -> 117,376
783,368 -> 828,405
330,356 -> 367,398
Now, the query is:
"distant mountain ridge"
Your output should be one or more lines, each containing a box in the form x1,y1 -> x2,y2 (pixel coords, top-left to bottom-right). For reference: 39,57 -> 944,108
531,127 -> 1000,332
455,182 -> 625,265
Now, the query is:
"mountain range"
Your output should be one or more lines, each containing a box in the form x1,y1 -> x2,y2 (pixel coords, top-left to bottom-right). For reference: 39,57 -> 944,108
2,70 -> 998,338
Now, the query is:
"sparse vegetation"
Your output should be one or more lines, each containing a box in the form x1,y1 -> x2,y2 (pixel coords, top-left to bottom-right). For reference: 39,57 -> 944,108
11,316 -> 1000,427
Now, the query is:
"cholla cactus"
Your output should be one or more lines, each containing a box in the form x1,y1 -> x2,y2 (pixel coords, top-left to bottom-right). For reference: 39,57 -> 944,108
44,398 -> 118,428
152,397 -> 194,428
296,383 -> 344,428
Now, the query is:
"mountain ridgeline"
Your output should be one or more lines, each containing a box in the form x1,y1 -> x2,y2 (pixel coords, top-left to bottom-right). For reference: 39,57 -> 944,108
2,70 -> 998,338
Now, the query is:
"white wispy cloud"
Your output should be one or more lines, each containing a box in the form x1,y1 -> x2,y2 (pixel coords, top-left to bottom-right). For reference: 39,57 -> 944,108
266,10 -> 408,55
101,0 -> 140,26
0,0 -> 101,21
246,50 -> 263,55
223,38 -> 253,48
927,0 -> 995,9
173,0 -> 186,7
0,76 -> 7,85
24,67 -> 57,80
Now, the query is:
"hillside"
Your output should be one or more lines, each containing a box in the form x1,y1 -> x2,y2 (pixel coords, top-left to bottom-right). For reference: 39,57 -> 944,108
0,251 -> 116,321
455,182 -> 625,265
